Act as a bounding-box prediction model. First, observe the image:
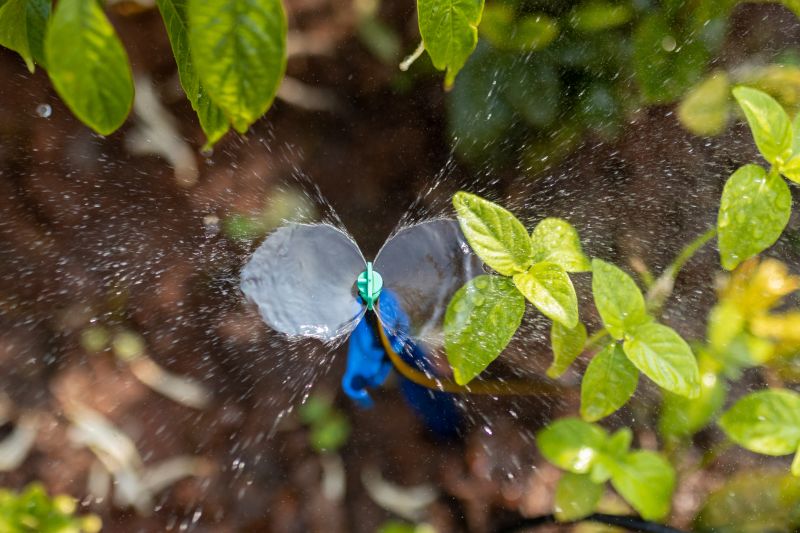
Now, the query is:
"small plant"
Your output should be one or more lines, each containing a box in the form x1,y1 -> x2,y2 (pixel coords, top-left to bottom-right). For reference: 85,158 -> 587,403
298,394 -> 351,453
0,484 -> 101,533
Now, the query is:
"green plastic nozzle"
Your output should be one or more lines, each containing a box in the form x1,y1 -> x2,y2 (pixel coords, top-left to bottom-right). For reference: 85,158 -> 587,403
356,262 -> 383,310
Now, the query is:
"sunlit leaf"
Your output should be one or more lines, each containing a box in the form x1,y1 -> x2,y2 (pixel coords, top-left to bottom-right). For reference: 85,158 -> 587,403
569,1 -> 633,32
537,418 -> 608,474
719,389 -> 800,456
156,0 -> 229,147
0,0 -> 49,72
513,262 -> 578,328
548,320 -> 587,378
188,0 -> 287,133
581,343 -> 639,422
591,259 -> 649,340
530,218 -> 591,272
417,0 -> 484,88
733,86 -> 793,165
45,0 -> 134,135
452,191 -> 532,276
678,71 -> 731,136
444,275 -> 525,385
480,5 -> 558,52
554,472 -> 603,522
717,164 -> 791,271
609,450 -> 675,521
781,154 -> 800,183
623,322 -> 700,398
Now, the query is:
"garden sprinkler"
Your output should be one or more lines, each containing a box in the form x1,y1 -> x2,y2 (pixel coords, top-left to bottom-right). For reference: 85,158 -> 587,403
240,219 -> 555,428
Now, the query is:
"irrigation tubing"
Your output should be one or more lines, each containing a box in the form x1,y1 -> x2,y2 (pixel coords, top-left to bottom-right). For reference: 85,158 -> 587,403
494,513 -> 687,533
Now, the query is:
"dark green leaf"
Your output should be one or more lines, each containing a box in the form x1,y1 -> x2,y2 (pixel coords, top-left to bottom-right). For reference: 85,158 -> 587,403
537,418 -> 608,474
444,275 -> 525,385
0,0 -> 49,72
513,262 -> 579,328
548,320 -> 587,378
717,164 -> 791,270
156,0 -> 229,147
623,322 -> 700,398
554,472 -> 603,522
591,258 -> 649,339
719,389 -> 800,456
417,0 -> 484,88
453,191 -> 533,276
610,450 -> 675,520
581,343 -> 639,422
45,0 -> 134,135
188,0 -> 287,133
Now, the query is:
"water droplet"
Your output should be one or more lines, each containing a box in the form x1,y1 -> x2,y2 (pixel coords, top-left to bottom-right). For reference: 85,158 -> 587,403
36,103 -> 52,118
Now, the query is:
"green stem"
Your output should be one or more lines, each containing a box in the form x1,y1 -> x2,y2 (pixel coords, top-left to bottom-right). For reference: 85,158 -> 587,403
646,227 -> 717,314
584,328 -> 609,351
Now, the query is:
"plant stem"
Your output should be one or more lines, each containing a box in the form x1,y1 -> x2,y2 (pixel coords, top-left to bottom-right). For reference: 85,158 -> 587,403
646,227 -> 717,314
584,328 -> 609,351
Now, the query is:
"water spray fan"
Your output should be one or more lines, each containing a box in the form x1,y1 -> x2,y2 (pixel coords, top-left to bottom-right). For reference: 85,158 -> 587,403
240,219 -> 552,408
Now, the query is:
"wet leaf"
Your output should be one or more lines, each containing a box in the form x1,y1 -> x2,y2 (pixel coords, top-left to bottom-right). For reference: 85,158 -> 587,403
623,322 -> 700,398
733,86 -> 793,165
530,218 -> 591,272
659,367 -> 726,440
569,1 -> 633,32
537,418 -> 607,474
609,450 -> 675,521
156,0 -> 229,147
719,389 -> 800,456
717,164 -> 791,271
480,5 -> 558,52
554,472 -> 603,521
581,343 -> 639,422
695,470 -> 800,532
45,0 -> 134,135
417,0 -> 484,88
513,262 -> 578,328
444,275 -> 525,385
781,154 -> 800,183
548,320 -> 587,378
452,192 -> 532,276
0,0 -> 48,72
188,0 -> 287,133
591,259 -> 649,339
678,71 -> 731,136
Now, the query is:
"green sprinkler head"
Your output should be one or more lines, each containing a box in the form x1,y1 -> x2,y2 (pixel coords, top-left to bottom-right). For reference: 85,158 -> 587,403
356,262 -> 383,311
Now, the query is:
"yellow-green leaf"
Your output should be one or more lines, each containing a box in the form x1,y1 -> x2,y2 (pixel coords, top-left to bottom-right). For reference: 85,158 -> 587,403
581,343 -> 639,422
45,0 -> 134,135
418,0 -> 484,88
591,258 -> 649,339
609,450 -> 675,521
623,322 -> 700,398
554,472 -> 603,522
0,0 -> 49,72
513,262 -> 578,328
530,217 -> 591,273
444,275 -> 524,385
677,71 -> 731,136
480,5 -> 557,52
537,418 -> 608,474
719,389 -> 800,457
548,320 -> 587,378
733,86 -> 793,165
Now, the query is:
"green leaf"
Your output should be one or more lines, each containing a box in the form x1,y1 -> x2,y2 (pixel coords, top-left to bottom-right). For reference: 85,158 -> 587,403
659,368 -> 726,440
554,472 -> 603,522
677,71 -> 731,136
610,450 -> 675,521
717,164 -> 792,270
623,322 -> 700,398
733,86 -> 793,165
0,0 -> 49,72
569,1 -> 633,32
530,218 -> 591,272
606,427 -> 633,460
513,262 -> 578,328
591,259 -> 649,339
719,389 -> 800,456
792,111 -> 800,155
479,5 -> 558,52
781,154 -> 800,183
547,320 -> 587,378
417,0 -> 484,88
44,0 -> 134,135
188,0 -> 287,133
633,13 -> 707,103
580,343 -> 639,422
156,0 -> 229,148
444,275 -> 525,385
310,413 -> 350,452
452,192 -> 533,276
537,418 -> 608,474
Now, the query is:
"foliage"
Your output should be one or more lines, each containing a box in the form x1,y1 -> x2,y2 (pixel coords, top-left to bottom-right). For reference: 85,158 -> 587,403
298,394 -> 351,453
0,484 -> 101,533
